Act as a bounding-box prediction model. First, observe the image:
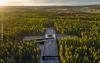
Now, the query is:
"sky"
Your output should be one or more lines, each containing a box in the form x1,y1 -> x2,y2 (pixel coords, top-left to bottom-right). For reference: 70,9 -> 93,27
0,0 -> 100,6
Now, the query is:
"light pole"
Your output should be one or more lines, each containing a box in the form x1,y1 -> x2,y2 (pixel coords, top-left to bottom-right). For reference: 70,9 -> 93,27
1,23 -> 3,41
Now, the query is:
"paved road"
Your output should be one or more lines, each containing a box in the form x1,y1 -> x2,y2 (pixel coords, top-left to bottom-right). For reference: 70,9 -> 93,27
23,36 -> 44,41
23,35 -> 77,41
22,28 -> 78,63
43,59 -> 59,63
43,39 -> 58,56
39,38 -> 59,63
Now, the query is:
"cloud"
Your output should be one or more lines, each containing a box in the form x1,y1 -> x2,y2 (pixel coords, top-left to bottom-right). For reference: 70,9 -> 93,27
2,0 -> 100,6
37,0 -> 100,5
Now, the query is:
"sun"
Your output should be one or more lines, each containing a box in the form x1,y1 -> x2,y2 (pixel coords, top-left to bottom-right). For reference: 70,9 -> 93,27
0,0 -> 6,6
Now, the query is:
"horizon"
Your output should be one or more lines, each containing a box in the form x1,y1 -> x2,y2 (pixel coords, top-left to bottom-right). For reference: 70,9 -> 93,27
0,4 -> 100,7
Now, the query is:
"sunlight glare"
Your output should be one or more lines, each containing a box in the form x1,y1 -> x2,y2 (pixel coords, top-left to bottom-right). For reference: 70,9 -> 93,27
0,0 -> 6,6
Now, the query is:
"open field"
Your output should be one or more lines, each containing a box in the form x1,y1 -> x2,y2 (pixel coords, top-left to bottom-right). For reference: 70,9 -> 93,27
0,6 -> 100,41
0,6 -> 100,63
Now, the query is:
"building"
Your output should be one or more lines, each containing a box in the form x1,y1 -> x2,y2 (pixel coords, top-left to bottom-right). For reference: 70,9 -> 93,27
45,28 -> 56,39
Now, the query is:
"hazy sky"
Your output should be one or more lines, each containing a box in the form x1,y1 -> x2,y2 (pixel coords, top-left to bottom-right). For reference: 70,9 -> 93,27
0,0 -> 100,6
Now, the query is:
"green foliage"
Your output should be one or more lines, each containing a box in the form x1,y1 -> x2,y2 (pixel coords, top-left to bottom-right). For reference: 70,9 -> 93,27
0,41 -> 40,63
0,7 -> 100,42
0,7 -> 100,63
59,37 -> 100,63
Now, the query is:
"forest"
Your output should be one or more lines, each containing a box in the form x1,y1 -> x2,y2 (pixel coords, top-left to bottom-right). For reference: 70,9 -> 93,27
0,6 -> 100,63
